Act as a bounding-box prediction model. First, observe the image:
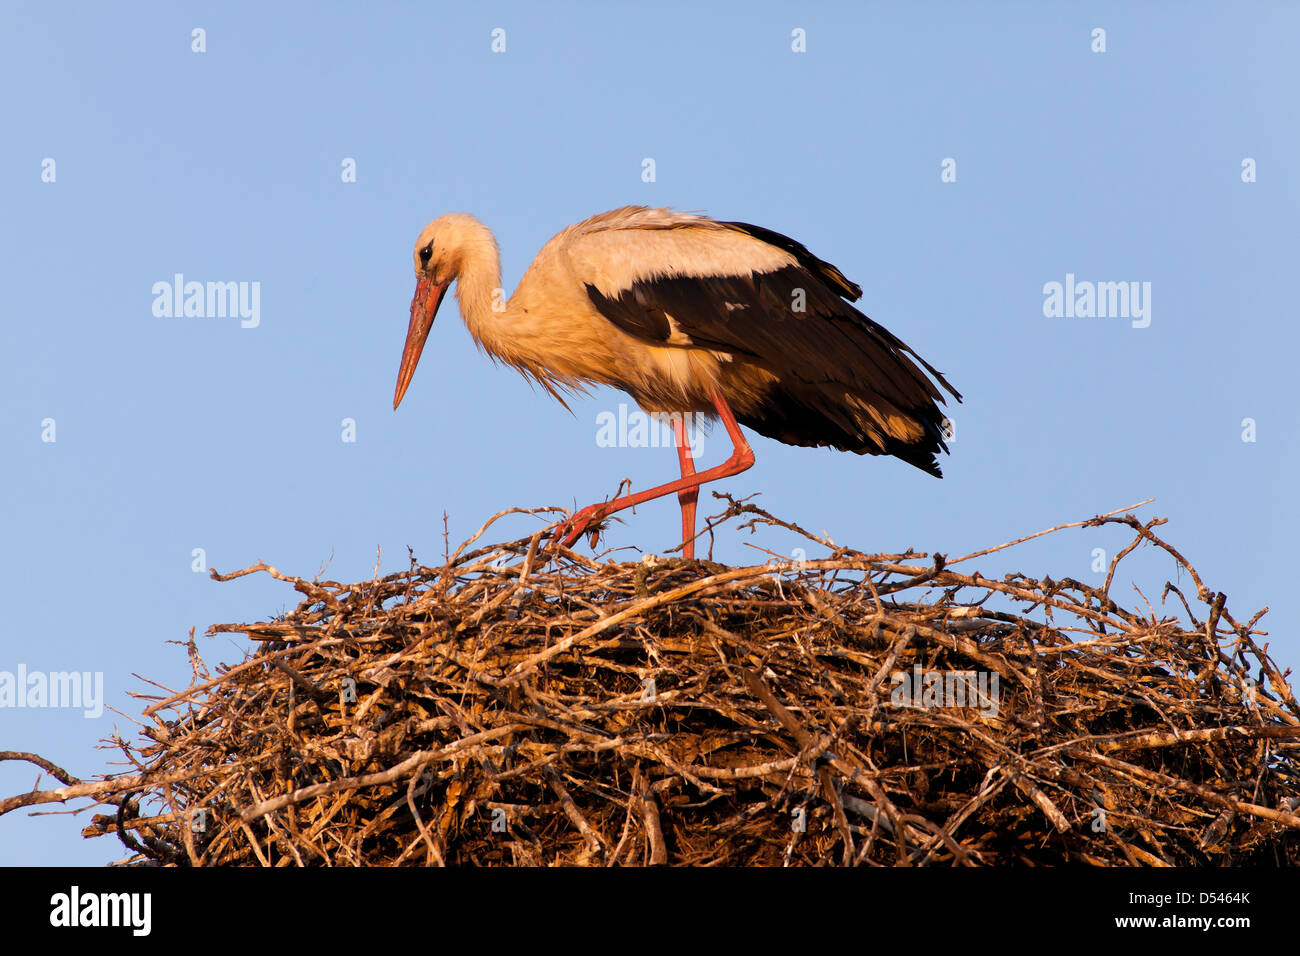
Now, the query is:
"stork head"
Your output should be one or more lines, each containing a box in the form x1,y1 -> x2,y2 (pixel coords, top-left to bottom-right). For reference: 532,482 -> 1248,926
394,213 -> 484,409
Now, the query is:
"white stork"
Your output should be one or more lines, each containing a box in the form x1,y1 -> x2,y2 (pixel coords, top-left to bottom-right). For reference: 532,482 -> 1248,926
393,206 -> 961,558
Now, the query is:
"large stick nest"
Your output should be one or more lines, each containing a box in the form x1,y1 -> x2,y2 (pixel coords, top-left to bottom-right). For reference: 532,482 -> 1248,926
5,499 -> 1299,865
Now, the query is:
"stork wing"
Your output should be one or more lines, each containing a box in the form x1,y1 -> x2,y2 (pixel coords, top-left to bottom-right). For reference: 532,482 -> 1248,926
572,214 -> 961,474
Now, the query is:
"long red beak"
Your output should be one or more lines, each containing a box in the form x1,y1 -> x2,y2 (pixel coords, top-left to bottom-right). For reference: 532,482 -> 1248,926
393,277 -> 448,409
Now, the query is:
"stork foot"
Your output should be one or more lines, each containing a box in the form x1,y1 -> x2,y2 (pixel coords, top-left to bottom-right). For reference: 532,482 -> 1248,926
551,503 -> 615,551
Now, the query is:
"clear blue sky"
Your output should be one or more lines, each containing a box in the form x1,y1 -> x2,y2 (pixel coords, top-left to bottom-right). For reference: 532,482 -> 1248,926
2,1 -> 1296,865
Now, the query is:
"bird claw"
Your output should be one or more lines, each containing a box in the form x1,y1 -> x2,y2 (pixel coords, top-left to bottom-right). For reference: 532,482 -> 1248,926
549,505 -> 612,551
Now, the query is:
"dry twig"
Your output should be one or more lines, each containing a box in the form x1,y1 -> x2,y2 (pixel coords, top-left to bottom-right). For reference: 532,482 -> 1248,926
4,498 -> 1297,866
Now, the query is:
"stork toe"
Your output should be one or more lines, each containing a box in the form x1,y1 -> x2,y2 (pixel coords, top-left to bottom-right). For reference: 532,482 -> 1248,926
551,504 -> 611,550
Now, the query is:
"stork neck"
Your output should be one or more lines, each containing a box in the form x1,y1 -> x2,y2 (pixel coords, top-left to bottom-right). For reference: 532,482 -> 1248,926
454,239 -> 506,339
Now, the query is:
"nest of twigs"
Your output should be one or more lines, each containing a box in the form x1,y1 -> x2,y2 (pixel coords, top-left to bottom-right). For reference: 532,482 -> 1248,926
5,497 -> 1299,865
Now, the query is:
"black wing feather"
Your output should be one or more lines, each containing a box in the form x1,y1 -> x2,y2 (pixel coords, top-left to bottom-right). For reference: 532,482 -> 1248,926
584,224 -> 961,476
722,220 -> 863,302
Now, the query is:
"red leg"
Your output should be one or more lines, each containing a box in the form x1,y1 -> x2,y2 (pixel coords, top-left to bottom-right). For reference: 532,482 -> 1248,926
674,414 -> 699,559
556,390 -> 755,552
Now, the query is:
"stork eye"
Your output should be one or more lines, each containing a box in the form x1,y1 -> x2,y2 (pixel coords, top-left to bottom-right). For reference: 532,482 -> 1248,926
419,243 -> 433,265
